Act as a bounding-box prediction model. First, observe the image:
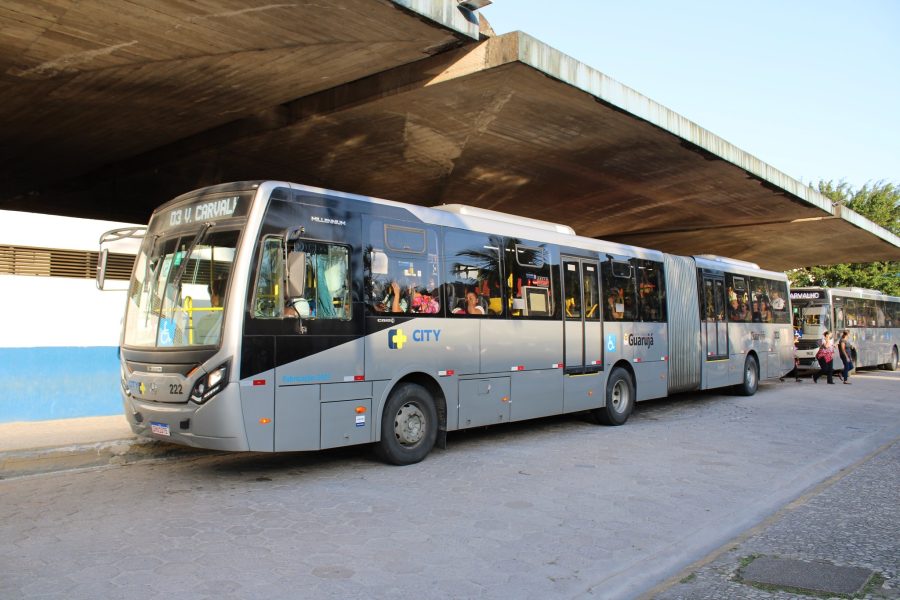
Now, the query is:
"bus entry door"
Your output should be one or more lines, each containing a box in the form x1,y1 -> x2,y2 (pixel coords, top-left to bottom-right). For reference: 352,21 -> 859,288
702,275 -> 729,363
562,258 -> 603,374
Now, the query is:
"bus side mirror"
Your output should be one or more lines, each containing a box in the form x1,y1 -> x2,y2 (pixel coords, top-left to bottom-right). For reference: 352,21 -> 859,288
96,248 -> 109,290
286,252 -> 306,298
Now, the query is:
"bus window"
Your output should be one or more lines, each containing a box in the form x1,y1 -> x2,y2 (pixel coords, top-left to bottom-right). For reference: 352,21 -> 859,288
563,262 -> 582,318
506,241 -> 555,318
601,260 -> 635,321
888,300 -> 900,327
286,241 -> 350,320
767,279 -> 790,323
726,273 -> 750,322
445,230 -> 501,317
633,259 -> 666,322
582,263 -> 600,321
845,298 -> 857,327
748,276 -> 782,323
252,236 -> 284,319
385,225 -> 426,254
366,223 -> 440,316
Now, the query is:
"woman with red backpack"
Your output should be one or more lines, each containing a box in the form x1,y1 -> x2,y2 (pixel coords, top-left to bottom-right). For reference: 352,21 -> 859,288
813,330 -> 836,384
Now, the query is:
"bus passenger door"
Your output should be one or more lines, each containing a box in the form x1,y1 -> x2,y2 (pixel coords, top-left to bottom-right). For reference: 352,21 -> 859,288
702,275 -> 729,388
562,257 -> 603,411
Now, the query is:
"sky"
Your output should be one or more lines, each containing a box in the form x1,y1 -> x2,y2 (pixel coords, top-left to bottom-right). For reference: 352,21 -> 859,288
478,0 -> 900,192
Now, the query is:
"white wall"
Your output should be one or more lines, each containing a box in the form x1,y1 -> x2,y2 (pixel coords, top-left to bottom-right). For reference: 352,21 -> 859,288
0,275 -> 128,347
1,210 -> 142,348
0,209 -> 143,253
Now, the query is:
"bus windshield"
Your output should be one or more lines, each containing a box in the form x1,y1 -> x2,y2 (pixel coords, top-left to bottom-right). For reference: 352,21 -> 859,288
791,298 -> 832,335
124,228 -> 240,348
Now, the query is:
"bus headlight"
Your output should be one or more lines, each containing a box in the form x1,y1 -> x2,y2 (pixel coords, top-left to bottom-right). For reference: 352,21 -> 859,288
190,363 -> 229,404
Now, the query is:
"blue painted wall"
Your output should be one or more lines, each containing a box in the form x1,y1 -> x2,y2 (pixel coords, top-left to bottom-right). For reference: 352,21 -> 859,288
0,347 -> 121,422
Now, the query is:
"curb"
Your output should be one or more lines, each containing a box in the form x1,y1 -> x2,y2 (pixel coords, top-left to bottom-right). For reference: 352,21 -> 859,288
0,438 -> 213,480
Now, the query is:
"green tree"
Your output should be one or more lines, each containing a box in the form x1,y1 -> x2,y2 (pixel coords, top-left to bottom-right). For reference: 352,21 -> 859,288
787,181 -> 900,295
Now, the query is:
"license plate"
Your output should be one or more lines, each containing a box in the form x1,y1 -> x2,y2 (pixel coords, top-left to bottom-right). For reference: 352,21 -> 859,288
150,421 -> 170,436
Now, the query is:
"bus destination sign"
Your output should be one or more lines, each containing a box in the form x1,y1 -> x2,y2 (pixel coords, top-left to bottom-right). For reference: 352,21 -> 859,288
167,196 -> 240,227
153,193 -> 252,233
790,291 -> 821,300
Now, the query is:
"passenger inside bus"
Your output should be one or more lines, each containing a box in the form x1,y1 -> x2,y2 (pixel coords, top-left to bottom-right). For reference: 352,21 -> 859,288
728,298 -> 741,321
410,279 -> 440,314
465,290 -> 485,314
194,276 -> 226,344
751,299 -> 761,322
758,297 -> 773,323
448,285 -> 486,315
607,290 -> 624,320
380,279 -> 410,313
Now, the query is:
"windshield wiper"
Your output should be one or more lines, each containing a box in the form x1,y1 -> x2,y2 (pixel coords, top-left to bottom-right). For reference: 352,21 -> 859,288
169,222 -> 213,306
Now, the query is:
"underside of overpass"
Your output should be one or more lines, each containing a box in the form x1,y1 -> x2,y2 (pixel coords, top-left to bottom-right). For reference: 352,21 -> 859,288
2,0 -> 898,271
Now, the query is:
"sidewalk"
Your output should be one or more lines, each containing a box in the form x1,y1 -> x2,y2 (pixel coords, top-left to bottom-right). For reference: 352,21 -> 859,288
0,415 -> 207,479
644,438 -> 899,599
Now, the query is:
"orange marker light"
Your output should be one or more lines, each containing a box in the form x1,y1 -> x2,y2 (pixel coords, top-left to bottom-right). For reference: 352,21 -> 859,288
355,406 -> 366,414
259,418 -> 271,425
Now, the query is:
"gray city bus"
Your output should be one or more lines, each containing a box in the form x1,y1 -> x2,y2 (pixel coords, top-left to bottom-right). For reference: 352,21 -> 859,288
98,181 -> 794,464
791,287 -> 900,374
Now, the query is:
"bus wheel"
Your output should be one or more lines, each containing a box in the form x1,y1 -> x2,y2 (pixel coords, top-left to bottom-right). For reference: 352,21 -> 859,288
593,367 -> 634,426
887,347 -> 898,371
735,355 -> 759,396
375,383 -> 437,465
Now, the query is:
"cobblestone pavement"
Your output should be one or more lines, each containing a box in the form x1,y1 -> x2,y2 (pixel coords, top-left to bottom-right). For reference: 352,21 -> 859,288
1,371 -> 898,600
649,437 -> 899,600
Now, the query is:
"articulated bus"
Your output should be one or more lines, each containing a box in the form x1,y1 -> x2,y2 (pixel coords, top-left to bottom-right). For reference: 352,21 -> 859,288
98,181 -> 793,464
790,287 -> 900,374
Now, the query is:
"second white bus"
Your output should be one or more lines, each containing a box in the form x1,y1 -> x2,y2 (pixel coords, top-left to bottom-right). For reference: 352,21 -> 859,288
791,287 -> 900,373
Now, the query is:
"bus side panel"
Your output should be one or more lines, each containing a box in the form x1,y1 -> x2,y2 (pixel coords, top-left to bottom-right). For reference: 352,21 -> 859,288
774,326 -> 793,378
604,321 -> 632,366
480,320 -> 562,374
366,317 -> 479,380
240,368 -> 275,451
563,371 -> 604,413
631,321 -> 668,401
511,369 -> 564,421
239,334 -> 276,451
274,384 -> 320,451
728,323 -> 752,384
273,338 -> 365,451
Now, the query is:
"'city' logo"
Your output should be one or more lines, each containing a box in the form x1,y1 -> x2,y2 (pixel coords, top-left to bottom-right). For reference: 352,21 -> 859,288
388,329 -> 408,350
388,328 -> 442,349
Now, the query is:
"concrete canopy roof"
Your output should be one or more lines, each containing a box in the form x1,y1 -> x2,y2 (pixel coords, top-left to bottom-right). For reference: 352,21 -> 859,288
1,1 -> 897,271
0,0 -> 478,200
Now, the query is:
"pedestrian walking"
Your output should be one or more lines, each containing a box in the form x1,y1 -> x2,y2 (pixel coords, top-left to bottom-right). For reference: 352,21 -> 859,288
838,330 -> 854,384
813,330 -> 836,384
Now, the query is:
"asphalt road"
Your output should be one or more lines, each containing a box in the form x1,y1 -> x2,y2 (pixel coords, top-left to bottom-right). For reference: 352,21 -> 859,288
2,371 -> 898,600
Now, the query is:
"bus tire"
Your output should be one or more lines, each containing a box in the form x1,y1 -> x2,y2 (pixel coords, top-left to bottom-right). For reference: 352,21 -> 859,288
375,382 -> 437,465
593,367 -> 634,426
887,347 -> 898,371
735,354 -> 759,396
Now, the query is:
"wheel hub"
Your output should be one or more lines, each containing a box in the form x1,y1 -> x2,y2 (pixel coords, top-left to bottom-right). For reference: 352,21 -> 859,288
611,381 -> 628,413
394,402 -> 425,446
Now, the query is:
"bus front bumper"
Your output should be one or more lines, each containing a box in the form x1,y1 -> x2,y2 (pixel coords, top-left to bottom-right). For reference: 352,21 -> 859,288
123,382 -> 250,452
